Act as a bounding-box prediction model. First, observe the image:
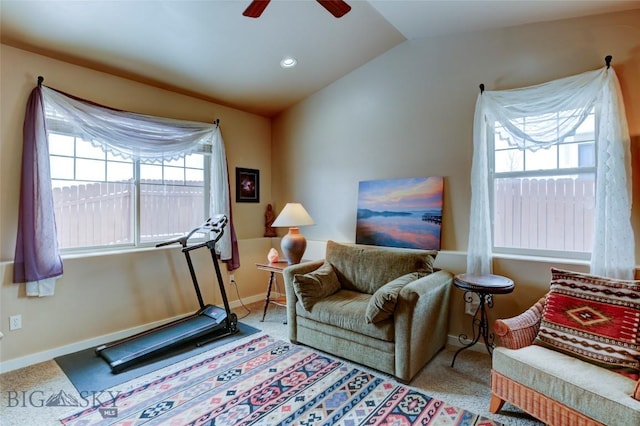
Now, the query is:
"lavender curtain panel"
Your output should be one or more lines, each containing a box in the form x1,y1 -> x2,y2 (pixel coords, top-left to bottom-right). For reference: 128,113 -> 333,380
226,212 -> 241,271
13,86 -> 64,296
225,166 -> 240,271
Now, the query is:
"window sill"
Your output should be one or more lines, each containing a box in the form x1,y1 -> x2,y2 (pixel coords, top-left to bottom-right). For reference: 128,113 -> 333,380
491,252 -> 590,267
0,245 -> 167,266
60,244 -> 175,261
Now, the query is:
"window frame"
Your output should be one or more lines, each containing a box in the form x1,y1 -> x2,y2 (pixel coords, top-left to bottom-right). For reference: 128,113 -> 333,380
46,117 -> 211,254
488,111 -> 597,261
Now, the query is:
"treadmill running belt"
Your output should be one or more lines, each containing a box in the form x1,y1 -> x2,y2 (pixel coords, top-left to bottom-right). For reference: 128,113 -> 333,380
98,313 -> 230,373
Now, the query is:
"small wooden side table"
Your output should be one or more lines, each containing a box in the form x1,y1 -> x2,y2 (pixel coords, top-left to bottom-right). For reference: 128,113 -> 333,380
450,273 -> 514,367
256,261 -> 290,323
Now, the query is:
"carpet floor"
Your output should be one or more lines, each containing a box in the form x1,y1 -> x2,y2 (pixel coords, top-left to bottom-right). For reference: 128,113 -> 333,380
60,334 -> 501,425
0,302 -> 541,426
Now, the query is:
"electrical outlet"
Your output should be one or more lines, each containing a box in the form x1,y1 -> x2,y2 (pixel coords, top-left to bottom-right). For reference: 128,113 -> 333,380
229,274 -> 236,284
9,314 -> 22,331
465,294 -> 480,316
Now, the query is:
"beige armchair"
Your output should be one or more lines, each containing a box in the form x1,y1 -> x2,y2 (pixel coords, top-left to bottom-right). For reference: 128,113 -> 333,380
283,240 -> 452,383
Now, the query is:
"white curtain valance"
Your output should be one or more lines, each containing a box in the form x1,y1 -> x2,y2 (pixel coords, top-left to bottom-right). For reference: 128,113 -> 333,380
42,86 -> 216,162
468,65 -> 634,279
484,69 -> 608,150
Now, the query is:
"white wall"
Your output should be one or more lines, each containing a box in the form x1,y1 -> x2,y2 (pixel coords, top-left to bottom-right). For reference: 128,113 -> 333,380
272,9 -> 640,336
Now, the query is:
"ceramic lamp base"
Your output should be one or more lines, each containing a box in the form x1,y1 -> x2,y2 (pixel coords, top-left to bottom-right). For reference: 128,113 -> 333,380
281,227 -> 306,264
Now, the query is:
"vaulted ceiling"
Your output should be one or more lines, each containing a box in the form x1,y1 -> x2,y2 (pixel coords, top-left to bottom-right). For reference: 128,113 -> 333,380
2,1 -> 638,117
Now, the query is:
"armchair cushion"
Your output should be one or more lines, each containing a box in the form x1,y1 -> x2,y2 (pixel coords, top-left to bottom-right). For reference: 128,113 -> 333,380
534,268 -> 640,379
325,240 -> 436,294
365,272 -> 424,323
297,290 -> 395,342
292,261 -> 341,312
493,345 -> 640,425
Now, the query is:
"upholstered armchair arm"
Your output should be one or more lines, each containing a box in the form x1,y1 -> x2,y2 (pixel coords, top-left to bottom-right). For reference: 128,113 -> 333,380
493,296 -> 546,350
283,260 -> 324,342
394,270 -> 453,382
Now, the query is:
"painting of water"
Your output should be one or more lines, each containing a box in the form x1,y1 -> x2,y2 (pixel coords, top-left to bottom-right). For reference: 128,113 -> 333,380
356,176 -> 444,250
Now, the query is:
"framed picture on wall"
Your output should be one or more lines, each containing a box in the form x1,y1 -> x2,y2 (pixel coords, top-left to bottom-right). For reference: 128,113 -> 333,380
236,167 -> 260,203
356,176 -> 444,250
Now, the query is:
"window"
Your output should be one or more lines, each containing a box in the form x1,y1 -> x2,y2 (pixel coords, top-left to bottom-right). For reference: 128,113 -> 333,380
490,108 -> 596,258
16,85 -> 235,288
468,66 -> 633,278
48,124 -> 209,251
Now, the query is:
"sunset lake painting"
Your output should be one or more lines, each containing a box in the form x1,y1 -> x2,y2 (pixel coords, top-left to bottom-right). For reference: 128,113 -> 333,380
356,176 -> 444,250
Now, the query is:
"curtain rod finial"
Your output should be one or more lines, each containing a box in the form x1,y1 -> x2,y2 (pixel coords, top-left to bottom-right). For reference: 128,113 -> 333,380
479,83 -> 485,94
605,55 -> 612,69
37,76 -> 44,87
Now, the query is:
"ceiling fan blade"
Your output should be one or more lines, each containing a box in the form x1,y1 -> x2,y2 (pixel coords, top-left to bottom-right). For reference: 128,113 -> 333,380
316,0 -> 351,18
243,0 -> 271,18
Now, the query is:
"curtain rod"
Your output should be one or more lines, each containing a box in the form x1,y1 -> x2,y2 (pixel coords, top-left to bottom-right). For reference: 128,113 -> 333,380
36,76 -> 222,129
478,55 -> 613,93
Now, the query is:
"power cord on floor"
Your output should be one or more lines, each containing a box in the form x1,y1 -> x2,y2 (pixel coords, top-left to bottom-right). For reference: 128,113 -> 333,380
230,277 -> 252,320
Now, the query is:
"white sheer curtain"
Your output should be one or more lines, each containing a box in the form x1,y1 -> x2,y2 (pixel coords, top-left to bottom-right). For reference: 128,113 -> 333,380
468,66 -> 634,279
42,86 -> 234,261
15,84 -> 237,296
42,87 -> 213,162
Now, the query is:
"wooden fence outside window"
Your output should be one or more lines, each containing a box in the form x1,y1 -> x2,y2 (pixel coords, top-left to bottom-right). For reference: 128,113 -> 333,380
493,177 -> 595,253
53,181 -> 204,249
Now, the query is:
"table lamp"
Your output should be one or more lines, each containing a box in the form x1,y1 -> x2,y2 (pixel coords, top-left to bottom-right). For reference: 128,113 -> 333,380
271,203 -> 315,264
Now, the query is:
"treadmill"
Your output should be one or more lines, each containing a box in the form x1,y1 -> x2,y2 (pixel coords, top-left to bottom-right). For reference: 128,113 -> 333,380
95,215 -> 239,373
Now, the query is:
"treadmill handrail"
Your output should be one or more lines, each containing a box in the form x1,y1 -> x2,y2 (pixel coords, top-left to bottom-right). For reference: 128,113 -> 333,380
155,215 -> 228,249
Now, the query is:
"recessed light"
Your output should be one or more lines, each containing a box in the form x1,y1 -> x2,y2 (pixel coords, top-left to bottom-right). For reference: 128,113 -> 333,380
280,57 -> 297,68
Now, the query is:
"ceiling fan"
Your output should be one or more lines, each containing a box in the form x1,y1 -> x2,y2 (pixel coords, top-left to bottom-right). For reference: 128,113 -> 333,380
243,0 -> 351,19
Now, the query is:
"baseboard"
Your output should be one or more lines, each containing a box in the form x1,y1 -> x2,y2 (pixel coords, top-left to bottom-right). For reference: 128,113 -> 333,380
0,296 -> 264,374
228,294 -> 268,313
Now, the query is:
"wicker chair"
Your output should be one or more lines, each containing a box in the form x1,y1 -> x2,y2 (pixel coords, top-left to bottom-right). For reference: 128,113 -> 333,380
490,297 -> 640,426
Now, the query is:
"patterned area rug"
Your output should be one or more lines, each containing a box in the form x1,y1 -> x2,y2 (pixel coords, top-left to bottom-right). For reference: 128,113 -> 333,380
60,335 -> 500,425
